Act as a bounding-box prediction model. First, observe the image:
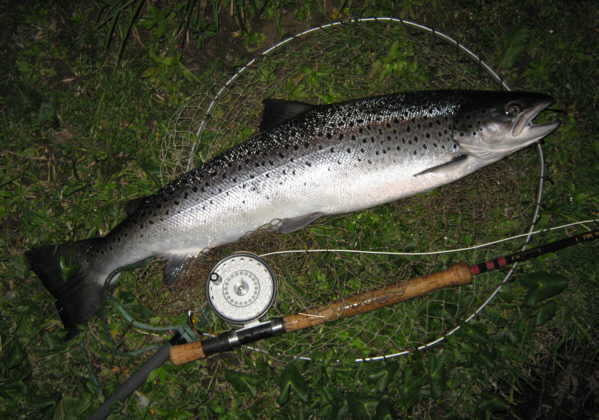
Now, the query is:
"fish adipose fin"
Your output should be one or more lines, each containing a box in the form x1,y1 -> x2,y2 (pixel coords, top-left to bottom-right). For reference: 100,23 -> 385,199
277,212 -> 324,234
125,196 -> 148,216
259,99 -> 316,131
25,239 -> 104,341
163,255 -> 192,286
414,154 -> 468,177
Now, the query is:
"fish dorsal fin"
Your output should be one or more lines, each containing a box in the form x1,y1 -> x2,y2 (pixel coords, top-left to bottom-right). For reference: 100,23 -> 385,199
414,154 -> 468,177
259,99 -> 316,131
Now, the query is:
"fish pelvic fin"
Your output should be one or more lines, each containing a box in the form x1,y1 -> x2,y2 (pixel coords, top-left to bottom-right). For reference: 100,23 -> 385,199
163,254 -> 192,286
26,239 -> 104,340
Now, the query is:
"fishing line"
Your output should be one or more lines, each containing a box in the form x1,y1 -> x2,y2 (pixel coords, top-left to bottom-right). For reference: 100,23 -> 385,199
259,219 -> 599,258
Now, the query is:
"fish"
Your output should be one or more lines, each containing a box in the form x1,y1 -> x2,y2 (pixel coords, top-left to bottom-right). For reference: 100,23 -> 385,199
26,90 -> 559,339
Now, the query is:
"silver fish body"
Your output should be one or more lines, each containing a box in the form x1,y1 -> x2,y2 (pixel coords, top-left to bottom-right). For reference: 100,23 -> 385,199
26,90 -> 559,338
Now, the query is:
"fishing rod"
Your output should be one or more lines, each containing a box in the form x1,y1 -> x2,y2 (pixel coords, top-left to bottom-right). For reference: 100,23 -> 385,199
170,228 -> 599,365
89,228 -> 597,419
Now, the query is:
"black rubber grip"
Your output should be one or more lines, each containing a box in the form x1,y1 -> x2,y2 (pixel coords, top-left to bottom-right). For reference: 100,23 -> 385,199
237,322 -> 278,345
202,334 -> 234,356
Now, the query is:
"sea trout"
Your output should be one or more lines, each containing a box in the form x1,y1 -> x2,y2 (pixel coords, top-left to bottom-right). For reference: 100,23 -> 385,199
26,90 -> 559,339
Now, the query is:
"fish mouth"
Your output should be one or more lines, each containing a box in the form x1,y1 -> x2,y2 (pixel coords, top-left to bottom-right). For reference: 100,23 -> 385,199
512,98 -> 560,141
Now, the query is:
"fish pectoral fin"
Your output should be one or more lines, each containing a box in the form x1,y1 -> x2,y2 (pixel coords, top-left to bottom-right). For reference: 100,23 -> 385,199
125,196 -> 148,216
276,212 -> 324,234
259,99 -> 316,131
163,255 -> 192,286
414,154 -> 468,177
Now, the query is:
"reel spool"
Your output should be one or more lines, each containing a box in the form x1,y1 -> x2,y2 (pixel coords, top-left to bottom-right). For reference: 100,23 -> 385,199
206,253 -> 277,327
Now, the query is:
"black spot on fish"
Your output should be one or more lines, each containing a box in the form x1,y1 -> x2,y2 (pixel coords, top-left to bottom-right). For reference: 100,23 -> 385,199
339,134 -> 344,140
157,203 -> 162,209
165,210 -> 169,215
347,148 -> 351,153
174,201 -> 179,205
294,145 -> 299,150
326,133 -> 332,139
414,136 -> 418,142
423,144 -> 427,149
407,125 -> 411,133
317,132 -> 323,137
359,128 -> 363,134
414,151 -> 417,155
192,187 -> 197,193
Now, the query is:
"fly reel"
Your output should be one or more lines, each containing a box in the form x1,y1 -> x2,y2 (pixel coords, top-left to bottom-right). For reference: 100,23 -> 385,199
206,253 -> 277,327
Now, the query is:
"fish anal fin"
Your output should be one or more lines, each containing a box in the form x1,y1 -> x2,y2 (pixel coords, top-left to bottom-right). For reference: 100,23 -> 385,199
259,99 -> 316,131
163,255 -> 192,286
277,212 -> 323,234
414,154 -> 468,177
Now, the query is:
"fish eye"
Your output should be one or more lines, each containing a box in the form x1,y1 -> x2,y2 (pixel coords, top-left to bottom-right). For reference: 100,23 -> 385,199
507,103 -> 522,116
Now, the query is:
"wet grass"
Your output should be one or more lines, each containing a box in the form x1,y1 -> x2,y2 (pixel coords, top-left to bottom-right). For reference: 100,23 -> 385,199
1,0 -> 597,419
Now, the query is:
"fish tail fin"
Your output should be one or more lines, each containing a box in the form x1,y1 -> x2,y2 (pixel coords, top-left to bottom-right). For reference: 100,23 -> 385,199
26,239 -> 104,340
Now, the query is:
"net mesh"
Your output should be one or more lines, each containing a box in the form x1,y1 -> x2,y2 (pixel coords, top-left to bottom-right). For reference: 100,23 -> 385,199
155,19 -> 539,363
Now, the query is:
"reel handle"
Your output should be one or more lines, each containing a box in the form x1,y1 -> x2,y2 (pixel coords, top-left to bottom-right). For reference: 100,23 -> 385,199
282,262 -> 473,332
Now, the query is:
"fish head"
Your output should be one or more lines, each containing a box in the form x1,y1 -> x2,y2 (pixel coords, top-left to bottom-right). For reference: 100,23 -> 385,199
454,91 -> 560,162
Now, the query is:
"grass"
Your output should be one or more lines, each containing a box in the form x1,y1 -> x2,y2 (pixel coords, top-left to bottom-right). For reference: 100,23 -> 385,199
1,0 -> 598,419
